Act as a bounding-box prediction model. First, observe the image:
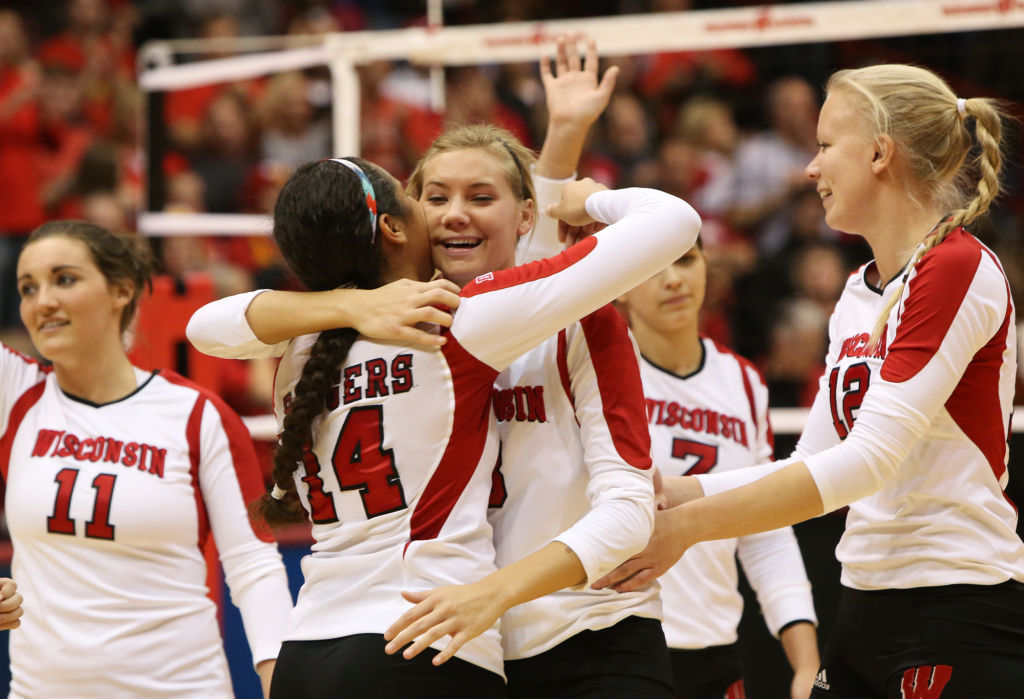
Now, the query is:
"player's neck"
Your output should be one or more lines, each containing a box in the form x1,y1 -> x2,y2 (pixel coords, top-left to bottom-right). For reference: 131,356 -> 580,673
858,192 -> 946,284
52,343 -> 138,404
635,323 -> 703,376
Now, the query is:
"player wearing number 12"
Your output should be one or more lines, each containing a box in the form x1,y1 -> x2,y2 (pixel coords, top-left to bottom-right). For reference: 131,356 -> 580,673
0,221 -> 292,698
596,65 -> 1024,698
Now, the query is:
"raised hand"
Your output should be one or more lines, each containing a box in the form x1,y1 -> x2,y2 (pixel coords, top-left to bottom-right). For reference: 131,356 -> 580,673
541,33 -> 619,131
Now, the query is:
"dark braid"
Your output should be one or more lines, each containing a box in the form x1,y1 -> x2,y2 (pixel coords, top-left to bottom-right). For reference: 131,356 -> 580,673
253,158 -> 405,526
258,328 -> 358,525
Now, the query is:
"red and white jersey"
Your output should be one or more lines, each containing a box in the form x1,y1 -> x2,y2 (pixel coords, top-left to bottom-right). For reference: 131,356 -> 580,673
0,347 -> 291,698
700,229 -> 1024,591
641,341 -> 816,649
488,172 -> 659,660
488,305 -> 659,660
188,187 -> 703,676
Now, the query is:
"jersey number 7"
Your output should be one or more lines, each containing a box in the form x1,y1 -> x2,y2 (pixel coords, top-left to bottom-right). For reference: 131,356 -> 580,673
302,406 -> 408,523
671,438 -> 719,475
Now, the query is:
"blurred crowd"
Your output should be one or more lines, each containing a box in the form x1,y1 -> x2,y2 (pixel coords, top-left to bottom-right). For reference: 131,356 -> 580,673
2,0 -> 1023,411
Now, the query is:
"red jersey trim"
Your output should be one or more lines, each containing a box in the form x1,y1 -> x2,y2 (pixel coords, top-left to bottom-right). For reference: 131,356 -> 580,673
556,329 -> 577,421
579,304 -> 652,470
409,336 -> 499,542
460,237 -> 597,299
0,381 -> 47,483
181,393 -> 211,548
943,246 -> 1013,486
712,339 -> 775,453
162,370 -> 274,543
881,229 -> 980,383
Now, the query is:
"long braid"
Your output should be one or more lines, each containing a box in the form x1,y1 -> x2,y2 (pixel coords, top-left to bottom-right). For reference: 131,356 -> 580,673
250,157 -> 403,526
856,82 -> 1007,347
257,328 -> 358,526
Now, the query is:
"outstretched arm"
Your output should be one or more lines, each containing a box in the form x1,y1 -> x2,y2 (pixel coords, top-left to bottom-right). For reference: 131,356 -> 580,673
187,278 -> 462,359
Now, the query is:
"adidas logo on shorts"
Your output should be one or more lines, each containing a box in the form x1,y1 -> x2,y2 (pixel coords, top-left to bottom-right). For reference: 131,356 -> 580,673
813,669 -> 831,691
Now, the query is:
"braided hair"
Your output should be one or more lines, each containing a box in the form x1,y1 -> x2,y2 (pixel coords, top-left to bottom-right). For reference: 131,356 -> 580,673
258,158 -> 408,526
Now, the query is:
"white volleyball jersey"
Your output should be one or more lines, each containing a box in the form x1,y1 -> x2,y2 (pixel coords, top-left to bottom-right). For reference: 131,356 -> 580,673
488,304 -> 659,660
0,347 -> 291,698
189,187 -> 703,676
641,340 -> 816,649
700,229 -> 1024,591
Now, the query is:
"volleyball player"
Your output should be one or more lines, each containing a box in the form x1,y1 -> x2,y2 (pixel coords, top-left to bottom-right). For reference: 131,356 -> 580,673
187,151 -> 700,697
595,64 -> 1024,698
2,221 -> 291,697
193,37 -> 682,696
618,241 -> 819,699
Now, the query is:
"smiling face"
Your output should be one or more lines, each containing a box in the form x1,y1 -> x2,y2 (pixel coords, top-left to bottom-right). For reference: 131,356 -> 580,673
418,147 -> 535,286
17,236 -> 130,363
620,246 -> 707,335
805,89 -> 879,236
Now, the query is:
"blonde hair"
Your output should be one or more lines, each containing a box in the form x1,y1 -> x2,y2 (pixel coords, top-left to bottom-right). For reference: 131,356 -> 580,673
828,64 -> 1007,343
406,123 -> 537,206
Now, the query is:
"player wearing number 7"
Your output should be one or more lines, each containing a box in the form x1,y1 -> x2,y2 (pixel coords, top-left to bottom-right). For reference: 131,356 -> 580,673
617,238 -> 820,699
1,221 -> 292,698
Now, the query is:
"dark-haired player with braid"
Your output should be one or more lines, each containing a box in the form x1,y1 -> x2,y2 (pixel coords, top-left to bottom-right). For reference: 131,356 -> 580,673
595,64 -> 1024,698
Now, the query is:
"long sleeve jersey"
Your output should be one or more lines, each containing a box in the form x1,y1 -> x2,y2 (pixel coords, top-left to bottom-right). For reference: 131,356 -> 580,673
642,340 -> 815,649
698,229 -> 1024,591
0,348 -> 291,698
188,187 -> 702,675
486,172 -> 660,660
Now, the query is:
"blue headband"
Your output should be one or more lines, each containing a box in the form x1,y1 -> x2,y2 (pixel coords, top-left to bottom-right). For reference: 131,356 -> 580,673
331,158 -> 378,243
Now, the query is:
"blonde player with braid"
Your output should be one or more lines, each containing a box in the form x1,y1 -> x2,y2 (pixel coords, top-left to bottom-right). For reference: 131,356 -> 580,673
594,64 -> 1024,698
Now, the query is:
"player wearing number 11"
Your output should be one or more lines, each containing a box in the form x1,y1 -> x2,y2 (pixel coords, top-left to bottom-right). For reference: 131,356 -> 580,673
1,221 -> 292,698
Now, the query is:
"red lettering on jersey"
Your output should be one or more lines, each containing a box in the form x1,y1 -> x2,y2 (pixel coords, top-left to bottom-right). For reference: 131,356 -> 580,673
391,354 -> 413,393
149,448 -> 167,478
342,364 -> 363,404
122,442 -> 139,467
57,433 -> 78,458
365,358 -> 390,398
706,410 -> 720,435
102,438 -> 123,463
724,678 -> 746,699
31,429 -> 64,457
900,664 -> 952,699
492,386 -> 548,423
645,398 -> 664,424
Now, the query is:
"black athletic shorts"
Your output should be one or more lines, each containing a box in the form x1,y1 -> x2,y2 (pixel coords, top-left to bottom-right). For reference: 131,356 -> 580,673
810,580 -> 1024,698
504,615 -> 676,698
669,644 -> 744,699
270,633 -> 506,699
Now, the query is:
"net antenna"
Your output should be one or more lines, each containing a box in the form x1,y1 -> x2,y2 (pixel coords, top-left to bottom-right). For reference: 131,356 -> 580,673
138,0 -> 1024,237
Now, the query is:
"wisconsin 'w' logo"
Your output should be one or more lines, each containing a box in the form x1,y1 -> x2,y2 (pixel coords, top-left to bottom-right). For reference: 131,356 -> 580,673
901,665 -> 952,699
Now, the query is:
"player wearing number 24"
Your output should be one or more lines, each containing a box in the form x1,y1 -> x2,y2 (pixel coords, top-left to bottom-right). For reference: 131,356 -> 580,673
1,221 -> 292,698
595,65 -> 1024,698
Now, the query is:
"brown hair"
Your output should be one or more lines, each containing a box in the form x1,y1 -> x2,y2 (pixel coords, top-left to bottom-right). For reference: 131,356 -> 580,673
25,220 -> 156,334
